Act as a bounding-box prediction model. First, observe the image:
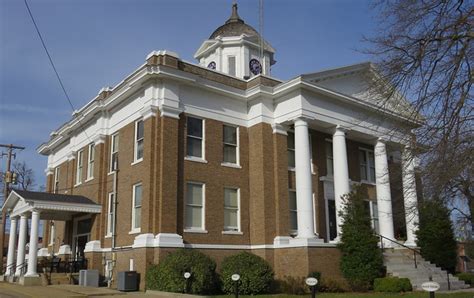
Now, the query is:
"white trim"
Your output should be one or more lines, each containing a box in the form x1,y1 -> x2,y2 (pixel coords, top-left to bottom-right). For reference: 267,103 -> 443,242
53,167 -> 60,193
183,229 -> 208,234
131,183 -> 142,233
222,231 -> 243,235
221,162 -> 242,169
184,156 -> 208,164
130,159 -> 143,166
106,192 -> 115,237
359,147 -> 376,183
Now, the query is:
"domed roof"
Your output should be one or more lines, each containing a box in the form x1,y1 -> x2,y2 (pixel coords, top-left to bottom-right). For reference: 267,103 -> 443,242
209,3 -> 261,39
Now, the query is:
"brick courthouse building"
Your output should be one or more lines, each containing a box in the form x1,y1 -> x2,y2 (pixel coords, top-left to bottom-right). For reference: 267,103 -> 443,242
3,4 -> 421,288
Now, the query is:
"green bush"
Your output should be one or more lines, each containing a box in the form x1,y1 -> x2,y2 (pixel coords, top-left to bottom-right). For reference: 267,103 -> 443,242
416,199 -> 458,272
279,275 -> 306,295
318,277 -> 349,292
338,185 -> 384,291
220,252 -> 274,295
373,277 -> 412,292
457,273 -> 474,286
145,249 -> 219,294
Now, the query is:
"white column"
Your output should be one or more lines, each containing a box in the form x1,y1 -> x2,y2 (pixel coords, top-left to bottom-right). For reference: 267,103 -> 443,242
15,214 -> 28,276
294,118 -> 316,239
332,126 -> 350,241
374,139 -> 395,246
26,210 -> 40,277
5,216 -> 18,276
402,147 -> 419,247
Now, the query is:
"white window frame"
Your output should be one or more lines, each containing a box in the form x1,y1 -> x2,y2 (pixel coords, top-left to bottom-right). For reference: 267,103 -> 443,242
223,187 -> 241,232
184,182 -> 206,232
109,133 -> 119,173
228,56 -> 236,76
359,148 -> 376,183
106,192 -> 115,237
287,132 -> 295,170
133,119 -> 144,163
364,200 -> 379,234
222,125 -> 240,166
131,183 -> 142,233
75,150 -> 84,185
185,116 -> 206,162
53,167 -> 60,193
325,139 -> 334,177
289,189 -> 297,235
86,143 -> 95,180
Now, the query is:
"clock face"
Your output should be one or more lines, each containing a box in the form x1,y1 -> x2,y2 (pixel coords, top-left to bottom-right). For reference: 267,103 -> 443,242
207,61 -> 216,70
249,59 -> 262,75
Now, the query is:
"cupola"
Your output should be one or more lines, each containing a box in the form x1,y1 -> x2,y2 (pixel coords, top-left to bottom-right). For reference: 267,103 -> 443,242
194,3 -> 276,79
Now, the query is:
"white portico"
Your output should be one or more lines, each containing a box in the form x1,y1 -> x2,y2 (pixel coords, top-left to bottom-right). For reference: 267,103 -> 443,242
1,189 -> 101,284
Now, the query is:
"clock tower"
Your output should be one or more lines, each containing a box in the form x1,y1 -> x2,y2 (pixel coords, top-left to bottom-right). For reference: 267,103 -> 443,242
194,3 -> 276,79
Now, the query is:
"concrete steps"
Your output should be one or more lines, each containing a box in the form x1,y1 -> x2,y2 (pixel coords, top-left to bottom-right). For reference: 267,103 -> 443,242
384,249 -> 469,291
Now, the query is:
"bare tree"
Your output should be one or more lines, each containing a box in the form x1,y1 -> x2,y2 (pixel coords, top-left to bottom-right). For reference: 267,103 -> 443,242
364,0 -> 473,224
11,161 -> 36,191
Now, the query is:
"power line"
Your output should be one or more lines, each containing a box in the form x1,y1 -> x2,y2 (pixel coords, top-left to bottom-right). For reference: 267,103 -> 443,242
23,0 -> 92,143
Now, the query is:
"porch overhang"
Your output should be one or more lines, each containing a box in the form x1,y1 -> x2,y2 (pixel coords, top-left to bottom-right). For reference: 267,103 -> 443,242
1,190 -> 101,220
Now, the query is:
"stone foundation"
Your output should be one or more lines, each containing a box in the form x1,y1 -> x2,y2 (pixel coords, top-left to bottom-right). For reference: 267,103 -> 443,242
85,246 -> 343,291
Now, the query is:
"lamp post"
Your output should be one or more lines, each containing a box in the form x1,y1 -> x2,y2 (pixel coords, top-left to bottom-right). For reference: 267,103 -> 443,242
183,272 -> 191,293
231,273 -> 240,298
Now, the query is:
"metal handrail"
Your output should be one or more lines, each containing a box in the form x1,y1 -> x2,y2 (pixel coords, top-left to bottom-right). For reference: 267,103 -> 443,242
377,234 -> 451,290
377,234 -> 421,268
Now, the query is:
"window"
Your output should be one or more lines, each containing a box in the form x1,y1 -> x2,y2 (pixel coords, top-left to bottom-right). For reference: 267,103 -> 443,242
53,167 -> 60,193
75,150 -> 84,185
185,182 -> 205,230
359,149 -> 376,182
228,56 -> 236,76
326,141 -> 334,176
131,184 -> 142,232
186,117 -> 204,159
224,188 -> 240,231
289,190 -> 297,233
110,133 -> 119,172
287,132 -> 295,168
87,143 -> 95,179
364,200 -> 379,234
223,125 -> 238,164
134,120 -> 144,162
106,193 -> 115,237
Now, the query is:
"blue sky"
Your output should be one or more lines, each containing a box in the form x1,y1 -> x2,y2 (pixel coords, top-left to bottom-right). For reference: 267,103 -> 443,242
0,0 -> 376,189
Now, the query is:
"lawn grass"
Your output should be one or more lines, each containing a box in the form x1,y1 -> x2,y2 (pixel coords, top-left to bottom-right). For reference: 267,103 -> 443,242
213,292 -> 473,298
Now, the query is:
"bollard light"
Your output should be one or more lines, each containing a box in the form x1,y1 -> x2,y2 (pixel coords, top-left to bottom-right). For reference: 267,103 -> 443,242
183,272 -> 191,293
232,274 -> 240,298
305,277 -> 318,298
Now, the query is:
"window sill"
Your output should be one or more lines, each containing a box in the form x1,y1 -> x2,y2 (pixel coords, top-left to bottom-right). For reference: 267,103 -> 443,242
184,228 -> 208,234
85,177 -> 94,183
360,180 -> 376,186
74,182 -> 82,187
222,230 -> 243,235
131,159 -> 143,166
221,162 -> 241,169
319,175 -> 334,182
288,167 -> 295,172
129,229 -> 141,235
105,234 -> 112,239
107,171 -> 115,176
185,156 -> 208,164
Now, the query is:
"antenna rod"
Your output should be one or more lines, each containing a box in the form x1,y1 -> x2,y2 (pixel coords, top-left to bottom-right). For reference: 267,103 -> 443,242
259,0 -> 264,74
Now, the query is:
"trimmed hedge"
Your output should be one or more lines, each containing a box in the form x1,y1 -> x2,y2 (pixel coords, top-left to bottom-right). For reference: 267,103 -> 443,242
145,249 -> 219,294
374,277 -> 412,292
220,252 -> 274,295
457,273 -> 474,286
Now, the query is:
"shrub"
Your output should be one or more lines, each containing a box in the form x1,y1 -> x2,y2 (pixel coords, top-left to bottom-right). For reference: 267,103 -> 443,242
318,277 -> 348,292
145,249 -> 219,294
457,273 -> 474,286
279,275 -> 306,295
374,277 -> 412,292
220,252 -> 274,295
338,185 -> 384,291
416,199 -> 457,272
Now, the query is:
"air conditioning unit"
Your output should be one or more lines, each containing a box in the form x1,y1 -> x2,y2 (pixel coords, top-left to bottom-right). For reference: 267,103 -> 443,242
117,271 -> 138,291
79,269 -> 99,287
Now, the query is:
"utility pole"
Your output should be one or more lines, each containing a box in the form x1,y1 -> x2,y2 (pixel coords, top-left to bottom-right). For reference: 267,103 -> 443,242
0,144 -> 25,271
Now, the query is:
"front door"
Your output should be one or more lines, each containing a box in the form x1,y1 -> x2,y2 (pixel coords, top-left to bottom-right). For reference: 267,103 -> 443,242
72,216 -> 92,260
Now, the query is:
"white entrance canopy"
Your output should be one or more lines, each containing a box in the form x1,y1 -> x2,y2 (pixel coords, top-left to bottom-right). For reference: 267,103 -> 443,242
2,189 -> 101,220
1,189 -> 101,279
